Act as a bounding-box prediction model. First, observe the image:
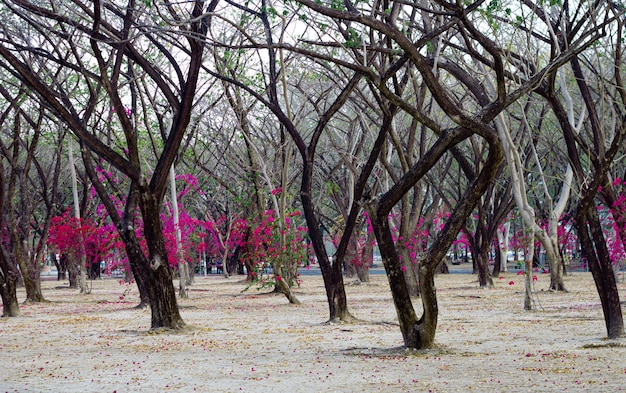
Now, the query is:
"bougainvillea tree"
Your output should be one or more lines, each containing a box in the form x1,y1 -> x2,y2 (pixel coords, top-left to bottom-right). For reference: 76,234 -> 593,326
240,208 -> 308,303
48,208 -> 120,286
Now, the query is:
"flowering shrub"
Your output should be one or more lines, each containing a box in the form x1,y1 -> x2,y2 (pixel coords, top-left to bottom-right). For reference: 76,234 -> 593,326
48,208 -> 120,273
49,173 -> 313,289
242,209 -> 308,288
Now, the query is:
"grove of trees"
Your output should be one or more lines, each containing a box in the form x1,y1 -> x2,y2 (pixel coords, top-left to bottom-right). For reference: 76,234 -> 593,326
0,0 -> 624,350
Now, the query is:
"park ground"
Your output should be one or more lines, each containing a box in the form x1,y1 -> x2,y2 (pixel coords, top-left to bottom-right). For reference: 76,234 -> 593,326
1,267 -> 626,392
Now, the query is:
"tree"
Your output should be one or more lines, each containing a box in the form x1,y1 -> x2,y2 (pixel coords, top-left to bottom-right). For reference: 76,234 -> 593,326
292,0 -> 612,349
538,2 -> 626,338
0,157 -> 19,316
458,171 -> 514,288
48,208 -> 118,283
0,0 -> 219,329
0,86 -> 63,305
207,3 -> 379,321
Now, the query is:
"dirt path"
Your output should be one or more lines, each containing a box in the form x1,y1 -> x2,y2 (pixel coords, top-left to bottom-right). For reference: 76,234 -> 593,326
1,271 -> 625,392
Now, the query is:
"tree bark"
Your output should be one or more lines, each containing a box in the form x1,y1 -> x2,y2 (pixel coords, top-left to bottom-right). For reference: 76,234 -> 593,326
399,246 -> 420,297
68,137 -> 89,294
545,240 -> 566,291
575,208 -> 624,338
475,253 -> 494,288
0,248 -> 20,317
169,165 -> 188,299
0,279 -> 19,317
0,161 -> 19,316
492,242 -> 502,277
137,186 -> 185,329
15,245 -> 44,302
67,255 -> 79,289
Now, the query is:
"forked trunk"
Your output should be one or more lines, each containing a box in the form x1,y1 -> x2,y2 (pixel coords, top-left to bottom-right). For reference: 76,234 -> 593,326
17,253 -> 44,303
366,127 -> 503,349
139,190 -> 185,330
323,263 -> 351,322
371,216 -> 429,347
413,263 -> 438,348
303,188 -> 352,322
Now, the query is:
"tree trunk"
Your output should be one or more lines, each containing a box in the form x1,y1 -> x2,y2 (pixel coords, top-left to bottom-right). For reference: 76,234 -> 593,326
301,162 -> 352,322
522,226 -> 536,311
187,261 -> 196,284
365,123 -> 504,349
467,225 -> 493,287
492,242 -> 502,277
226,246 -> 241,277
544,57 -> 624,337
523,258 -> 533,311
0,279 -> 19,317
271,254 -> 300,304
343,231 -> 372,283
355,264 -> 370,283
496,222 -> 510,273
138,261 -> 185,330
319,259 -> 351,322
139,188 -> 185,330
343,262 -> 356,278
0,249 -> 20,317
53,253 -> 67,281
400,247 -> 420,297
274,274 -> 301,304
369,214 -> 430,347
68,136 -> 89,294
598,184 -> 626,279
67,255 -> 79,289
545,241 -> 566,291
470,234 -> 493,288
16,246 -> 44,302
117,224 -> 150,309
356,236 -> 374,283
245,259 -> 256,281
576,208 -> 624,338
169,165 -> 188,299
475,252 -> 493,287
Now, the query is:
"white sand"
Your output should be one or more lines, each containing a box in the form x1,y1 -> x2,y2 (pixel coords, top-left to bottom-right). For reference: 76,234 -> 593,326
1,270 -> 625,392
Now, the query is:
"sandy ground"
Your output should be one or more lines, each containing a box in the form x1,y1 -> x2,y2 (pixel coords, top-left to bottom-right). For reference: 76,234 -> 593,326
1,267 -> 626,393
